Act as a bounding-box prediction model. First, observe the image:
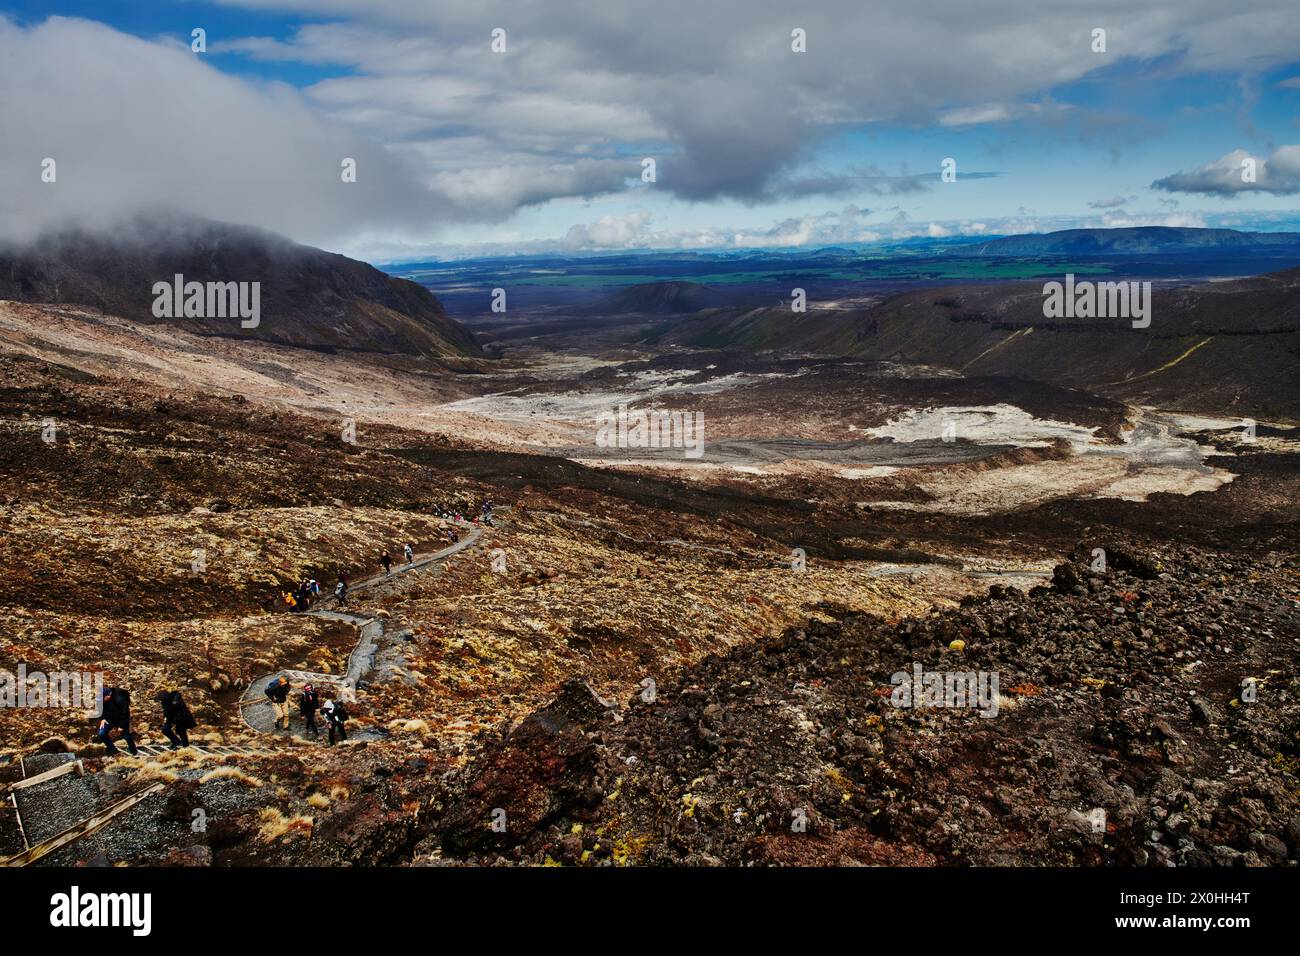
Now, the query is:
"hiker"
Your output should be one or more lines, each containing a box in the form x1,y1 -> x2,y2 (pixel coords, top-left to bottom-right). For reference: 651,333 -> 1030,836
265,675 -> 292,730
334,580 -> 347,605
309,579 -> 321,599
96,687 -> 139,756
156,689 -> 197,750
404,542 -> 414,564
283,590 -> 298,612
380,550 -> 392,575
299,683 -> 321,737
323,699 -> 348,746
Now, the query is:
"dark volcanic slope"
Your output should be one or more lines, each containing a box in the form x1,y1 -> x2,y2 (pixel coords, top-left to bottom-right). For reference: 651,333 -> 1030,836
581,280 -> 736,315
651,266 -> 1300,420
434,541 -> 1300,867
0,215 -> 482,357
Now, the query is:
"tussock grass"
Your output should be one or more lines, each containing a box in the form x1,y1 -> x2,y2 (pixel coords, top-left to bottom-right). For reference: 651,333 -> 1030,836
256,807 -> 314,843
386,718 -> 431,735
116,756 -> 180,785
199,765 -> 264,787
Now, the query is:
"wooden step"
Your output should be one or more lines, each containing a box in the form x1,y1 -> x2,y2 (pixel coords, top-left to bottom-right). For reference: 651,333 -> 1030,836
6,759 -> 84,793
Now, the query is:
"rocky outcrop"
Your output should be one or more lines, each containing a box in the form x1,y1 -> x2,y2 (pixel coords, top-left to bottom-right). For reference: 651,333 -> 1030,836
438,679 -> 612,857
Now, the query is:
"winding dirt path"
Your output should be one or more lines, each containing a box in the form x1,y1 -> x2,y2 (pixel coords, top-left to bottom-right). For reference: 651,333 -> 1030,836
238,518 -> 490,738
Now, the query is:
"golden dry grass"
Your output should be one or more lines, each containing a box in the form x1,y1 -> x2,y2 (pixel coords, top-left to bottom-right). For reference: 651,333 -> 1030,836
256,807 -> 314,843
199,765 -> 264,787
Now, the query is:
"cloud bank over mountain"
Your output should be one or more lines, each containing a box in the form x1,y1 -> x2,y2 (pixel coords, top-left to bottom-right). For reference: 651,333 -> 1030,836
3,2 -> 1300,256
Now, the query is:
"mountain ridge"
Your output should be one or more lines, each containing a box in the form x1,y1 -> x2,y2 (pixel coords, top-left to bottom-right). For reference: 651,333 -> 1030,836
0,215 -> 483,357
644,265 -> 1300,419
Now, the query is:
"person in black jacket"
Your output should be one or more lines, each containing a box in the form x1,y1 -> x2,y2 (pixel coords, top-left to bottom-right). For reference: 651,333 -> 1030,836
322,699 -> 348,746
265,675 -> 292,730
96,687 -> 139,756
299,683 -> 321,737
155,690 -> 197,749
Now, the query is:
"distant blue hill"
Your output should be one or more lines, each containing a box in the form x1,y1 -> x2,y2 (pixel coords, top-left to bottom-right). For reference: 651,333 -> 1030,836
951,226 -> 1300,257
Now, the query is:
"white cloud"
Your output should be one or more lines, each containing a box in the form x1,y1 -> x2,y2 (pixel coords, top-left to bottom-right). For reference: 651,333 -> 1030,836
1098,211 -> 1208,228
1152,145 -> 1300,196
1087,195 -> 1133,209
938,101 -> 1070,127
562,211 -> 655,249
0,15 -> 641,249
211,0 -> 1300,208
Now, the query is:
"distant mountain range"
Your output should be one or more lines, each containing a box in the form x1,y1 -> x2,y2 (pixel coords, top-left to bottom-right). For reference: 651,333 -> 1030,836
0,215 -> 482,357
950,226 -> 1300,258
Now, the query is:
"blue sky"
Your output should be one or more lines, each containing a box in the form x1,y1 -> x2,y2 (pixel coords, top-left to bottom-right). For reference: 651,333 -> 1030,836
2,1 -> 1299,260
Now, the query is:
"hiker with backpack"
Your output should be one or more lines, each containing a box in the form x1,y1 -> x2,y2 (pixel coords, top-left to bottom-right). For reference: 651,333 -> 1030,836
96,686 -> 139,757
404,542 -> 414,564
299,683 -> 321,737
380,550 -> 392,575
265,675 -> 292,730
156,689 -> 197,750
322,699 -> 349,746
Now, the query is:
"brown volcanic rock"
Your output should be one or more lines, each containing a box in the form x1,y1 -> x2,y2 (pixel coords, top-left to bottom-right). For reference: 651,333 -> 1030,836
432,539 -> 1298,867
439,683 -> 606,857
0,214 -> 481,357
